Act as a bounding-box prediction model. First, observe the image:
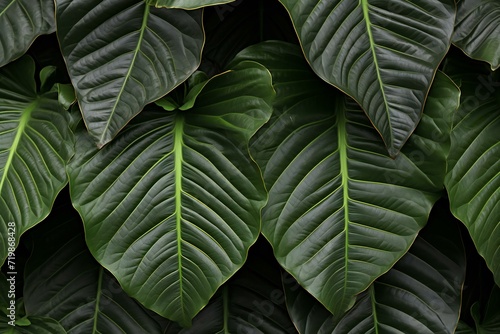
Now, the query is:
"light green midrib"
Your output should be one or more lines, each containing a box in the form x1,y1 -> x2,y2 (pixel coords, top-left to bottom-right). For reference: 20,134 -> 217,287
174,115 -> 185,317
338,104 -> 350,309
99,4 -> 150,145
92,267 -> 104,334
369,285 -> 380,334
360,0 -> 392,144
0,101 -> 38,192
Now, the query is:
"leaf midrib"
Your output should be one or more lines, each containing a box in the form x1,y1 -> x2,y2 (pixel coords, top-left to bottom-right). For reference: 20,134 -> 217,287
338,101 -> 350,311
0,101 -> 38,193
174,114 -> 185,319
360,0 -> 392,146
99,3 -> 150,146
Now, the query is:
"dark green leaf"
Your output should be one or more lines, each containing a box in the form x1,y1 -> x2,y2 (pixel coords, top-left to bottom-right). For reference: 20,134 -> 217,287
56,0 -> 204,147
232,41 -> 459,317
445,72 -> 500,286
453,0 -> 500,70
147,0 -> 235,9
67,61 -> 274,326
0,56 -> 74,264
0,0 -> 55,67
278,0 -> 456,156
284,205 -> 466,334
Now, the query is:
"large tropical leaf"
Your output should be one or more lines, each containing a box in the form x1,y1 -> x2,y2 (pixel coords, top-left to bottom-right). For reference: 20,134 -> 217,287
148,0 -> 235,9
231,41 -> 459,317
453,0 -> 500,70
165,239 -> 298,333
0,0 -> 55,67
469,286 -> 500,334
278,0 -> 455,156
22,199 -> 170,334
284,204 -> 466,333
67,61 -> 274,326
55,0 -> 204,147
0,56 -> 74,264
445,71 -> 500,286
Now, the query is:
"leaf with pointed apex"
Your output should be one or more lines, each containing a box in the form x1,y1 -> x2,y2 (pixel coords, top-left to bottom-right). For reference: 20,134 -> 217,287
277,0 -> 455,156
56,0 -> 204,147
0,56 -> 74,265
23,201 -> 171,334
453,0 -> 500,70
147,0 -> 235,9
232,41 -> 459,317
284,206 -> 466,334
445,72 -> 500,286
67,61 -> 274,326
0,0 -> 55,67
165,240 -> 298,334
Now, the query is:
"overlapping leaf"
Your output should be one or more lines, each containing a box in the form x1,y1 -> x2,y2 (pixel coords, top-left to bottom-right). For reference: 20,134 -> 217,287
231,41 -> 459,317
445,71 -> 500,286
67,61 -> 274,326
56,0 -> 204,147
278,0 -> 455,156
284,207 -> 466,333
0,56 -> 74,264
22,202 -> 170,334
165,240 -> 298,333
0,317 -> 67,334
148,0 -> 235,9
0,0 -> 55,67
453,0 -> 500,70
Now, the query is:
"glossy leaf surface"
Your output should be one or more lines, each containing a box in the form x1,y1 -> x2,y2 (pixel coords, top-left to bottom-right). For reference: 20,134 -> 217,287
445,72 -> 500,286
0,0 -> 55,67
148,0 -> 235,9
56,0 -> 204,147
0,56 -> 73,264
278,0 -> 455,155
453,0 -> 500,70
233,41 -> 459,316
284,206 -> 466,333
67,61 -> 274,326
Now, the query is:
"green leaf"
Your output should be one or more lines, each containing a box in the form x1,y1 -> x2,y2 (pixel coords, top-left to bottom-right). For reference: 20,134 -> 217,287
277,0 -> 456,156
456,321 -> 476,334
0,0 -> 55,67
468,286 -> 500,334
22,201 -> 170,334
284,205 -> 466,333
0,317 -> 67,334
232,41 -> 459,317
453,0 -> 500,71
55,0 -> 204,147
166,240 -> 298,333
445,72 -> 500,286
67,61 -> 274,326
0,56 -> 74,264
147,0 -> 235,9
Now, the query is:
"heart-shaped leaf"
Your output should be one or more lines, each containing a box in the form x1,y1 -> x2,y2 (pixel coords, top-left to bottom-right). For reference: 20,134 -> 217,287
67,61 -> 274,326
284,203 -> 466,333
445,71 -> 500,286
0,56 -> 74,264
277,0 -> 455,156
453,0 -> 500,70
231,41 -> 459,317
0,0 -> 55,67
56,0 -> 204,147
